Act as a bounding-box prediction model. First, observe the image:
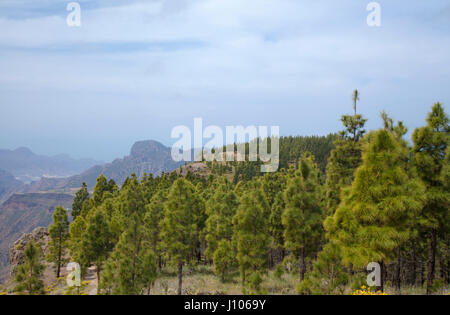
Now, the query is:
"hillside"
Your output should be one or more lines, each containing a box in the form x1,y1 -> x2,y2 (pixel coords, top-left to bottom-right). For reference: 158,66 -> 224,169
0,193 -> 74,282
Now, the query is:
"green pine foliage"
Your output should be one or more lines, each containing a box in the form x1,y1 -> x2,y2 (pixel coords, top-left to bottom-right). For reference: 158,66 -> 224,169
205,177 -> 238,258
213,240 -> 234,282
47,206 -> 70,278
412,102 -> 449,294
325,93 -> 367,215
82,208 -> 113,286
160,178 -> 203,295
282,156 -> 323,280
326,129 -> 425,291
71,182 -> 89,219
233,185 -> 270,288
14,242 -> 45,295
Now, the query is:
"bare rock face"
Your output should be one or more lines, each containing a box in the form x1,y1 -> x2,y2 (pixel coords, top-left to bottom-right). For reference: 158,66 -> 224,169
9,227 -> 49,275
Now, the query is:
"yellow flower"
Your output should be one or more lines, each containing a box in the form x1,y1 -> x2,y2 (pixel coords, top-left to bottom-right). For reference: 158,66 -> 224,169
352,286 -> 387,295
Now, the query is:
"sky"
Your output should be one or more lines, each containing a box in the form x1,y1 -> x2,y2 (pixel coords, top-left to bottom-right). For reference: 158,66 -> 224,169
0,0 -> 449,161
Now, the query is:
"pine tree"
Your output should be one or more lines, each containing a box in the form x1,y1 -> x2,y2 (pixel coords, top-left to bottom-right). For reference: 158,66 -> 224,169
205,177 -> 238,258
100,224 -> 157,295
204,178 -> 239,280
193,182 -> 207,264
82,208 -> 113,286
100,176 -> 157,294
143,189 -> 167,271
47,206 -> 70,278
14,242 -> 45,295
325,93 -> 367,215
233,186 -> 270,287
301,241 -> 349,295
326,129 -> 425,292
69,215 -> 88,275
282,156 -> 323,280
92,175 -> 118,207
213,240 -> 234,282
71,182 -> 89,218
160,178 -> 201,295
262,172 -> 287,266
269,192 -> 286,264
412,102 -> 449,294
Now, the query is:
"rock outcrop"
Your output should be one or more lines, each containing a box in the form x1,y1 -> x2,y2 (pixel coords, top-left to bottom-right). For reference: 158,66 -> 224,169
9,227 -> 49,275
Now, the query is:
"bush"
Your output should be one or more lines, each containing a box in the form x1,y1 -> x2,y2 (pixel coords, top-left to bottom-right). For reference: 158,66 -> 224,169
248,272 -> 264,294
296,278 -> 314,295
350,273 -> 367,292
274,264 -> 284,279
431,279 -> 444,294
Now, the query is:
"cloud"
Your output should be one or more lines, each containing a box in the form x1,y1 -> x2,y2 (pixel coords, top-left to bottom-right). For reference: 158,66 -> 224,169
0,0 -> 449,160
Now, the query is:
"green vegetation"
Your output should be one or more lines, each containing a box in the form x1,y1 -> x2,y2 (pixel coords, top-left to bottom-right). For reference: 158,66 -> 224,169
11,98 -> 449,295
47,206 -> 70,278
14,242 -> 45,295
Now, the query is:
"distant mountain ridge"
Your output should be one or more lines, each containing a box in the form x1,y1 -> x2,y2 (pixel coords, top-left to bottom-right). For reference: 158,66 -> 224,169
20,140 -> 184,192
0,147 -> 101,183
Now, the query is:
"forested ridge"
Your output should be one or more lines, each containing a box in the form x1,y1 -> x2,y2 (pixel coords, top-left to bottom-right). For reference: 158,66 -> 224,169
9,98 -> 449,295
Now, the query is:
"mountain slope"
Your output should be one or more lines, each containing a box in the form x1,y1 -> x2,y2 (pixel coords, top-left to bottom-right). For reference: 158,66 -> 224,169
0,169 -> 23,205
0,193 -> 74,282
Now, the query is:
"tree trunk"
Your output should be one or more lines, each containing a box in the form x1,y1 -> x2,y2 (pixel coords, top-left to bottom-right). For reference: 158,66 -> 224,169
426,229 -> 437,295
395,248 -> 401,293
56,262 -> 61,279
420,261 -> 424,287
177,262 -> 183,295
57,233 -> 62,278
411,241 -> 417,286
300,246 -> 306,281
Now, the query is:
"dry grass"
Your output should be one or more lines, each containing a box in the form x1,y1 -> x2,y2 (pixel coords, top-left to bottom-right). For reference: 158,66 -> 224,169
150,265 -> 299,295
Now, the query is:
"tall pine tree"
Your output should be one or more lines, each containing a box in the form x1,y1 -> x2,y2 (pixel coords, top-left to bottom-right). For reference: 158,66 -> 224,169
326,129 -> 424,292
160,179 -> 201,295
47,206 -> 70,278
233,185 -> 270,288
325,91 -> 367,215
412,102 -> 449,294
282,156 -> 323,280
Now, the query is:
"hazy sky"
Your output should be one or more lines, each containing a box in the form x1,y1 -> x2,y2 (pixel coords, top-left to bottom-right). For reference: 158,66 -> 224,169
0,0 -> 449,161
